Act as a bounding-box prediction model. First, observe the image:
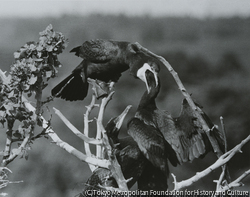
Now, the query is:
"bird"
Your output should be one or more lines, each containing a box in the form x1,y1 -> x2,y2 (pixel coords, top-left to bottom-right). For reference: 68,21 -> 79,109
51,39 -> 161,101
81,105 -> 169,196
127,68 -> 226,177
80,106 -> 145,196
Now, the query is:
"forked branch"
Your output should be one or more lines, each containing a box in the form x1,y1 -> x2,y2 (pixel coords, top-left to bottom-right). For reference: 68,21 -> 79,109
83,94 -> 99,172
21,95 -> 110,169
96,90 -> 129,191
171,135 -> 250,191
53,107 -> 101,145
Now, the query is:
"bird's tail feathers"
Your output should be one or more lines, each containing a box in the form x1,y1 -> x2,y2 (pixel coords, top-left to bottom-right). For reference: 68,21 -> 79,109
51,73 -> 88,101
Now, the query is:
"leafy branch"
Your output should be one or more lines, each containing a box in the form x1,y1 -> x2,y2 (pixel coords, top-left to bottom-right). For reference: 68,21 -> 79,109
0,25 -> 68,192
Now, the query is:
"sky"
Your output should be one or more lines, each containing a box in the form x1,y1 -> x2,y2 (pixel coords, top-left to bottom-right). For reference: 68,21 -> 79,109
1,0 -> 250,18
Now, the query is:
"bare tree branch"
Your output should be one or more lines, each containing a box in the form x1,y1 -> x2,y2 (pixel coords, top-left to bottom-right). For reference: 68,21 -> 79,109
220,116 -> 228,152
96,91 -> 129,191
172,135 -> 250,191
21,95 -> 111,169
84,94 -> 99,172
53,107 -> 102,145
94,81 -> 115,159
217,169 -> 250,192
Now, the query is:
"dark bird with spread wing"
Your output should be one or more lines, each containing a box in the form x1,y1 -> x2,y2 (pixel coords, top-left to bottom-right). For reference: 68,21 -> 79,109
82,104 -> 169,195
127,68 -> 227,179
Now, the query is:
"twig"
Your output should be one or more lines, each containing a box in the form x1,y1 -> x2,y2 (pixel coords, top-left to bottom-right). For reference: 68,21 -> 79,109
95,81 -> 115,159
83,94 -> 99,172
172,135 -> 250,191
2,134 -> 12,161
135,43 -> 224,158
1,135 -> 30,166
53,107 -> 102,145
220,116 -> 228,152
215,116 -> 229,189
215,165 -> 226,191
2,117 -> 15,162
96,91 -> 114,159
217,169 -> 250,192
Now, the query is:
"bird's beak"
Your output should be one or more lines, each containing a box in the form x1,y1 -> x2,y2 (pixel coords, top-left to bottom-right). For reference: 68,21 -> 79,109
137,63 -> 158,93
115,105 -> 132,129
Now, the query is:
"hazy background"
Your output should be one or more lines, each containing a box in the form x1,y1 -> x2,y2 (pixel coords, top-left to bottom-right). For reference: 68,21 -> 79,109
0,1 -> 250,196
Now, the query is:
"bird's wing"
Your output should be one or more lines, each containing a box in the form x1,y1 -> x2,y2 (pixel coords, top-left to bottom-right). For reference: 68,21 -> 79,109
127,118 -> 169,174
70,39 -> 119,63
198,105 -> 225,152
155,104 -> 207,164
116,144 -> 146,188
51,72 -> 88,101
157,99 -> 226,164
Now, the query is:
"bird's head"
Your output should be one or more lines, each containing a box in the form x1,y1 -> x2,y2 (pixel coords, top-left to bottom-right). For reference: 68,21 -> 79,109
137,61 -> 160,93
106,105 -> 132,139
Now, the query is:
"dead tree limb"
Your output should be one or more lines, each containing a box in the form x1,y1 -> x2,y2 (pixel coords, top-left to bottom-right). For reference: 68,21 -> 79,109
96,91 -> 129,191
83,94 -> 99,172
217,169 -> 250,192
53,107 -> 102,145
20,95 -> 111,169
171,135 -> 250,191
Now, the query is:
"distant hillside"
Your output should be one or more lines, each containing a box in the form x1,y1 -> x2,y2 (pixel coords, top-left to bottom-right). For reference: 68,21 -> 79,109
1,15 -> 250,60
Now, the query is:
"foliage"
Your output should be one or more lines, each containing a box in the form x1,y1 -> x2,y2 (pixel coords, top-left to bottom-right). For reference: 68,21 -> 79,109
0,24 -> 68,164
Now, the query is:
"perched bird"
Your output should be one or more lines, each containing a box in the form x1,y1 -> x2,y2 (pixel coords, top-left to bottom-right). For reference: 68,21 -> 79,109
81,106 -> 145,196
127,69 -> 226,177
106,106 -> 168,191
81,105 -> 169,196
51,39 -> 161,101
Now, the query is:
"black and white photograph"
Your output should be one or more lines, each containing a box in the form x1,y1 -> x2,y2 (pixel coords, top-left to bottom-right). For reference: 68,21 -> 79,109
0,0 -> 250,196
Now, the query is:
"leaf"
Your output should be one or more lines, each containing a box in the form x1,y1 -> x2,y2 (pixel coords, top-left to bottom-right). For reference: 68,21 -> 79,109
28,75 -> 37,85
29,64 -> 37,72
46,71 -> 52,79
46,45 -> 54,52
36,45 -> 43,52
4,103 -> 14,116
0,110 -> 6,117
33,58 -> 43,62
29,44 -> 36,50
13,130 -> 22,138
14,52 -> 21,59
20,83 -> 30,91
7,90 -> 15,98
2,74 -> 12,85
